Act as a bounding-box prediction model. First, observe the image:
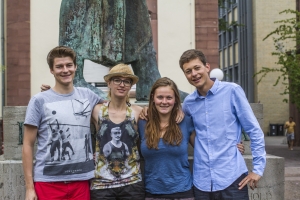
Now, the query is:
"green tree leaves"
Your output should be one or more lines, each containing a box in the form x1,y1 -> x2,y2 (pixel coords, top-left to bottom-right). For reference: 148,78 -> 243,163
255,9 -> 300,109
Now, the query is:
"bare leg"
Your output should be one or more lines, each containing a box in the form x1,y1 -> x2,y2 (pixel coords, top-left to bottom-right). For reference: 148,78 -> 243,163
290,140 -> 294,150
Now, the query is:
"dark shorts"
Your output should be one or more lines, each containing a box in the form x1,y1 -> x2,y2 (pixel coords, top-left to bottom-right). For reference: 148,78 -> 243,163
145,188 -> 194,200
194,174 -> 249,200
90,181 -> 145,200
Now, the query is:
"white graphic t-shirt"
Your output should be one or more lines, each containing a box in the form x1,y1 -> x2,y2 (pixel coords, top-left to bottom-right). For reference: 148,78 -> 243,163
24,87 -> 102,182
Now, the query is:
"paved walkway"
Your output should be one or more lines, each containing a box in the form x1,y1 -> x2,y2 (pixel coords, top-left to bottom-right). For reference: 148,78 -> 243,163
264,136 -> 300,200
265,136 -> 300,167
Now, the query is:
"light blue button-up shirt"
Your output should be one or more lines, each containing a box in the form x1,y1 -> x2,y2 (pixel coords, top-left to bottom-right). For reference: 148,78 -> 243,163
183,79 -> 266,192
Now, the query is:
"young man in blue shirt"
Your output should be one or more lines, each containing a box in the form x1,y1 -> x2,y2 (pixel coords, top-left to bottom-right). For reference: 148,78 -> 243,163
179,49 -> 266,200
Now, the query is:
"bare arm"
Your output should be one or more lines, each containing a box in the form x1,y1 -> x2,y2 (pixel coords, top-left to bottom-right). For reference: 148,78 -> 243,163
22,125 -> 38,200
131,105 -> 143,155
284,122 -> 289,129
189,131 -> 196,148
131,105 -> 143,124
237,142 -> 245,154
92,104 -> 102,131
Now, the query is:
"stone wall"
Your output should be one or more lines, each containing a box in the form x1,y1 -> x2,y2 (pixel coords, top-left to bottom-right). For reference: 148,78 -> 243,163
245,155 -> 284,200
2,107 -> 27,161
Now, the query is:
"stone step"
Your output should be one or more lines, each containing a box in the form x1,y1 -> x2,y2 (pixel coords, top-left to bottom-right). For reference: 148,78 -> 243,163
285,177 -> 300,181
285,167 -> 300,177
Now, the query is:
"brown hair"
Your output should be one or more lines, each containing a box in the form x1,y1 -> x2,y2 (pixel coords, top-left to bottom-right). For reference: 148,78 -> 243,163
47,46 -> 77,69
179,49 -> 207,70
145,77 -> 182,149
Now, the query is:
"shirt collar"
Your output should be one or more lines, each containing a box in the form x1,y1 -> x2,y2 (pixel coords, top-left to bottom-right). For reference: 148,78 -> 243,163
194,78 -> 219,99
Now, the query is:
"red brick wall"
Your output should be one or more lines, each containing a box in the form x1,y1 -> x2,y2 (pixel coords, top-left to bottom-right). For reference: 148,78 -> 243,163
146,0 -> 158,60
195,0 -> 219,69
7,0 -> 31,106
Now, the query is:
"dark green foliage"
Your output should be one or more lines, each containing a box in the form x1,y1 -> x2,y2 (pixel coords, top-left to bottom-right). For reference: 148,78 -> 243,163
255,9 -> 300,109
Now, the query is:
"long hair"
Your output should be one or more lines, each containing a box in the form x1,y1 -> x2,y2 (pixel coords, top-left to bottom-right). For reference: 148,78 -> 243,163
145,77 -> 182,149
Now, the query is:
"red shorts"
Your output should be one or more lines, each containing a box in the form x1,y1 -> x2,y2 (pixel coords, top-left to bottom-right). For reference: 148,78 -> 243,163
34,180 -> 90,200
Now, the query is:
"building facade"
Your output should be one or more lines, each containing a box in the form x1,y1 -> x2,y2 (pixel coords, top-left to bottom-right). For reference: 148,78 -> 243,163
4,0 -> 297,136
219,0 -> 294,133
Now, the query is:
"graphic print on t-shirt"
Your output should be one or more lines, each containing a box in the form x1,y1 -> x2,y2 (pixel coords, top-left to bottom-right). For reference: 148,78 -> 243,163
101,126 -> 130,178
91,103 -> 141,189
43,98 -> 94,176
95,119 -> 140,181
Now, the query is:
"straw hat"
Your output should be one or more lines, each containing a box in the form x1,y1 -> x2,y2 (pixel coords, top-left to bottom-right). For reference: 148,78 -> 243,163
104,64 -> 139,85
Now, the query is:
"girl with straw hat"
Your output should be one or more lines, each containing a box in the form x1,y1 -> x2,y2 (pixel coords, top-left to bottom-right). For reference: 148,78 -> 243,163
90,63 -> 145,199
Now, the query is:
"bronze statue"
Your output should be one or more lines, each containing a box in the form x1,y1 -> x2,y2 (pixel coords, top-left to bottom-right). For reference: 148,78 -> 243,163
59,0 -> 187,101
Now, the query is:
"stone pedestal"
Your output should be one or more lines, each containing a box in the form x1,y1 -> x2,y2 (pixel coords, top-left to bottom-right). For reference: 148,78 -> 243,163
0,161 -> 25,200
244,155 -> 284,200
2,107 -> 27,161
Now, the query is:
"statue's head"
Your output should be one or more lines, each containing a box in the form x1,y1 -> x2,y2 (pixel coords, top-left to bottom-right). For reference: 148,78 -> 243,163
47,46 -> 77,70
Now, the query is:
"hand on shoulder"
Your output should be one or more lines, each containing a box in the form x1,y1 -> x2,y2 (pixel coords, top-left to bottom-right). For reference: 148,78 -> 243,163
40,84 -> 51,92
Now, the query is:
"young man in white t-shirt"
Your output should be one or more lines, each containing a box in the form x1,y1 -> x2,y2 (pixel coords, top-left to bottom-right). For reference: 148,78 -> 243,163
22,46 -> 103,200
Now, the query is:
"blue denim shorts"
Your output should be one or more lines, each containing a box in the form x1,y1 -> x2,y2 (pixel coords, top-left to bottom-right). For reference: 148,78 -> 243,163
287,133 -> 295,141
